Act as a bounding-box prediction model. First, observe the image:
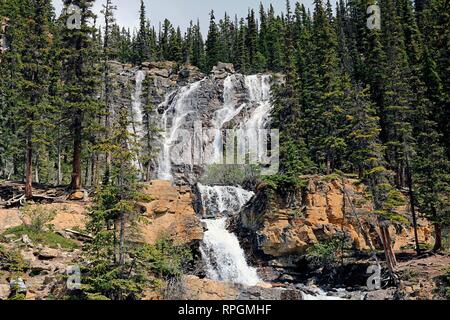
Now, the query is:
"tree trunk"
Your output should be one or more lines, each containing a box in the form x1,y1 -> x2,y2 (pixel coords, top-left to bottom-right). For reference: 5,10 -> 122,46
433,222 -> 442,252
119,211 -> 126,266
56,139 -> 62,186
70,110 -> 83,190
34,151 -> 39,184
406,158 -> 421,255
25,120 -> 33,200
379,223 -> 398,280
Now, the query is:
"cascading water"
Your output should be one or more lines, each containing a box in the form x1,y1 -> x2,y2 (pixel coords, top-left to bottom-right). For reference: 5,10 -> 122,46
157,81 -> 202,180
129,70 -> 146,173
198,184 -> 260,286
155,72 -> 272,287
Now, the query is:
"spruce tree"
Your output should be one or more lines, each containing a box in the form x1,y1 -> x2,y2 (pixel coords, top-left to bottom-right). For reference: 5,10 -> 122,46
205,10 -> 220,72
60,0 -> 101,191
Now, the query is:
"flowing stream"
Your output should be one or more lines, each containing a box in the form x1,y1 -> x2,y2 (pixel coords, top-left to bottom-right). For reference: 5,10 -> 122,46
129,70 -> 146,173
145,70 -> 352,299
198,184 -> 260,286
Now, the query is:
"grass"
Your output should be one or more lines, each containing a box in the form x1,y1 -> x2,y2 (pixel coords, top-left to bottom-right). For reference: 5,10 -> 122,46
3,225 -> 79,250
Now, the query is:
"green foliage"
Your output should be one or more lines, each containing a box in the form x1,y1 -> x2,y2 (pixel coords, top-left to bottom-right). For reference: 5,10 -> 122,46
306,234 -> 348,269
200,164 -> 260,187
19,204 -> 57,233
263,174 -> 307,192
3,225 -> 78,250
140,236 -> 193,279
0,244 -> 28,274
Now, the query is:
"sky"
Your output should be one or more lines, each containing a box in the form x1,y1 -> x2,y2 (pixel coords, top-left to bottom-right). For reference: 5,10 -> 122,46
52,0 -> 315,33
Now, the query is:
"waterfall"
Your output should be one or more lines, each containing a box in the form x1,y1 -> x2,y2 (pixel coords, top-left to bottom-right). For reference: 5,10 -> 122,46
155,73 -> 272,287
198,185 -> 260,286
129,70 -> 146,173
209,75 -> 245,164
157,81 -> 202,181
156,73 -> 273,180
240,75 -> 273,164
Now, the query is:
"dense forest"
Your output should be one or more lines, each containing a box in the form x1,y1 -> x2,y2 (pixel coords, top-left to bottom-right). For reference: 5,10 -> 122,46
0,0 -> 449,300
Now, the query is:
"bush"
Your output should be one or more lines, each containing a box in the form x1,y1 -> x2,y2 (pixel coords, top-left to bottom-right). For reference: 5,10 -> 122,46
19,205 -> 57,233
0,244 -> 28,274
200,164 -> 260,187
306,233 -> 349,270
141,236 -> 193,278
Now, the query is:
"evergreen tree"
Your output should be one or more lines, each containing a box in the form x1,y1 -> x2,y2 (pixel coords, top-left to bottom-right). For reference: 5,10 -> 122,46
60,0 -> 101,191
205,10 -> 220,72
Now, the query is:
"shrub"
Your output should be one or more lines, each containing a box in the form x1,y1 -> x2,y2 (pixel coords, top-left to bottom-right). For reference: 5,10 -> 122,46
200,164 -> 260,187
0,244 -> 28,274
306,233 -> 350,270
141,236 -> 193,278
19,205 -> 57,233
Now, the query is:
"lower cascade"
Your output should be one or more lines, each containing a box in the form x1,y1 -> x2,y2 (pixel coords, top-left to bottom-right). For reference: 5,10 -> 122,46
198,185 -> 260,286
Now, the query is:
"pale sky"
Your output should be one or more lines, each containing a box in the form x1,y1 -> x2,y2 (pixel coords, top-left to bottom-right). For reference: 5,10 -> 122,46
52,0 -> 315,33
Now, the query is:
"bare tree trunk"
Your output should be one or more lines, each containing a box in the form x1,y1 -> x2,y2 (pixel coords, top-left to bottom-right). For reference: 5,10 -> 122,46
70,110 -> 83,190
56,139 -> 62,186
25,120 -> 33,200
119,211 -> 125,266
406,157 -> 421,255
379,223 -> 398,281
34,153 -> 39,184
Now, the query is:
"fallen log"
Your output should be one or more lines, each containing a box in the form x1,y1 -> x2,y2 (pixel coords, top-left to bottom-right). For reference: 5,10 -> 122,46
63,229 -> 93,241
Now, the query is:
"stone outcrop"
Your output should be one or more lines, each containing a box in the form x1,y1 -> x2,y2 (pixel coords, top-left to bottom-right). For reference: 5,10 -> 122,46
178,276 -> 305,300
238,176 -> 434,258
139,180 -> 203,245
179,276 -> 240,300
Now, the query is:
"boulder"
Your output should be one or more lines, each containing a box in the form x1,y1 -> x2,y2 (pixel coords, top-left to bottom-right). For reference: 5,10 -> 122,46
180,276 -> 239,300
35,248 -> 59,260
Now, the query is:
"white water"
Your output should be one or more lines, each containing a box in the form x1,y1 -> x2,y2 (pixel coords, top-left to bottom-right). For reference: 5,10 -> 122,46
302,289 -> 346,300
156,74 -> 273,180
155,73 -> 271,287
157,81 -> 202,180
201,218 -> 260,286
129,70 -> 146,173
197,184 -> 254,218
240,75 -> 273,164
209,75 -> 245,164
198,185 -> 260,286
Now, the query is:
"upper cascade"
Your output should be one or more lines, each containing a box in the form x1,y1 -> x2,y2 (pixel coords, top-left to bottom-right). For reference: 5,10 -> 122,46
152,64 -> 273,184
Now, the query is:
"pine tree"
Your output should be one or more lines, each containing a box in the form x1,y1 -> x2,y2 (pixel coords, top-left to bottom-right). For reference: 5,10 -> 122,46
134,0 -> 150,64
205,10 -> 220,72
60,0 -> 101,191
101,0 -> 117,182
16,0 -> 54,198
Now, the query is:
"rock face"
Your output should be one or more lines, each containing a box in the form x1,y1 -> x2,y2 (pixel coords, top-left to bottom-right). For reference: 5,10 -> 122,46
238,176 -> 434,258
139,180 -> 203,245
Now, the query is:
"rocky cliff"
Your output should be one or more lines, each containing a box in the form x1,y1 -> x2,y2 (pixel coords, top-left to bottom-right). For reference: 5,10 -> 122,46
236,176 -> 434,271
